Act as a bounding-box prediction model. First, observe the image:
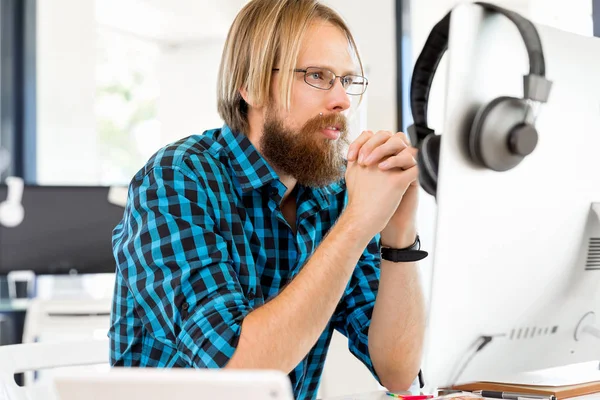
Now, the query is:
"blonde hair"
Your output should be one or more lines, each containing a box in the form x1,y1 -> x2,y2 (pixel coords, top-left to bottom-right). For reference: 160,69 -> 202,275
217,0 -> 364,134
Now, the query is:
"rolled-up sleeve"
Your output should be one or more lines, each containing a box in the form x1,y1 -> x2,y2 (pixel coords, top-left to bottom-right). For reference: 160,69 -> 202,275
113,165 -> 252,368
331,235 -> 382,383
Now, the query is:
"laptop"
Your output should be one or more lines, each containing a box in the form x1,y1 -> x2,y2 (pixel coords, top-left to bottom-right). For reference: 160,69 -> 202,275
52,367 -> 295,400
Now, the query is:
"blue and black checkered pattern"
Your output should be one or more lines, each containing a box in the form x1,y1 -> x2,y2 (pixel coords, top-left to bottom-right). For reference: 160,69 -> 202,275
109,125 -> 382,400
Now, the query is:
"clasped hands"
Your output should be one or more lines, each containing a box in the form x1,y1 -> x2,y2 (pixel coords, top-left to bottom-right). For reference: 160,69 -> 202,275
344,130 -> 419,248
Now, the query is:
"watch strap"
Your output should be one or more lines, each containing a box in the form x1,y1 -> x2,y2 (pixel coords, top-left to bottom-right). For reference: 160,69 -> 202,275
380,235 -> 429,263
380,248 -> 429,262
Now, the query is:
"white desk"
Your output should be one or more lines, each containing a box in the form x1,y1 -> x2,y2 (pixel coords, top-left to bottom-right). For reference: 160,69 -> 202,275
322,361 -> 600,400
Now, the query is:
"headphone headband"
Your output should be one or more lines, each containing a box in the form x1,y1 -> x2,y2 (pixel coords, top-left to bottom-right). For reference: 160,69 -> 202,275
408,2 -> 552,146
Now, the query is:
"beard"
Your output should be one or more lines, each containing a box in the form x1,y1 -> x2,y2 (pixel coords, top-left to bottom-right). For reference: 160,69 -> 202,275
260,109 -> 349,188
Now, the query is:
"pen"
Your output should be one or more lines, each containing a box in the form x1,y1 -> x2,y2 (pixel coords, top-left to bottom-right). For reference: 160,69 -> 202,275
472,390 -> 556,400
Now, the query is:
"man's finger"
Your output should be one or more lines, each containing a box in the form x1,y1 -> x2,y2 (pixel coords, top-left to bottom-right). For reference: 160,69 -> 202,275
347,130 -> 374,161
378,149 -> 417,170
396,131 -> 411,146
364,136 -> 409,166
357,131 -> 394,165
401,164 -> 419,184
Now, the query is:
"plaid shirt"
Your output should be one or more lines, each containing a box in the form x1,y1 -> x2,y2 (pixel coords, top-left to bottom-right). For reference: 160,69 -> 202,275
109,125 -> 382,399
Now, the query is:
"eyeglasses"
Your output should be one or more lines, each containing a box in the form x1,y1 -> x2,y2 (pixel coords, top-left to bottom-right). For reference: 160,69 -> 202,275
272,66 -> 368,95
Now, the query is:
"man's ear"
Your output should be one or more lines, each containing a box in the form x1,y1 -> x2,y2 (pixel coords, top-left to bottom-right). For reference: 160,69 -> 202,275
239,87 -> 266,114
239,87 -> 253,107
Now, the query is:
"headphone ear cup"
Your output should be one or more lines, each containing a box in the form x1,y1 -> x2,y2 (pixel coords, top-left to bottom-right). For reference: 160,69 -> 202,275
417,134 -> 441,197
468,96 -> 512,166
469,96 -> 536,171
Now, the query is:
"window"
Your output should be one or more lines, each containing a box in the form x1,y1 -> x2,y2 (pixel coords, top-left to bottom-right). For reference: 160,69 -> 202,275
35,0 -> 241,185
0,0 -> 36,182
95,28 -> 160,184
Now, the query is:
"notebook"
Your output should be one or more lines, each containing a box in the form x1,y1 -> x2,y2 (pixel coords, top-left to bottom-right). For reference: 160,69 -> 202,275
451,361 -> 600,399
451,380 -> 600,399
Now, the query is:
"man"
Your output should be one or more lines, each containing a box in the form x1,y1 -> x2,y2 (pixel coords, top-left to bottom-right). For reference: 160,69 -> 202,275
109,1 -> 426,399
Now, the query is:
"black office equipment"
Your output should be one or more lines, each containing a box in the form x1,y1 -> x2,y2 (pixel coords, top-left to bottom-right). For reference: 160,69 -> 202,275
0,185 -> 125,275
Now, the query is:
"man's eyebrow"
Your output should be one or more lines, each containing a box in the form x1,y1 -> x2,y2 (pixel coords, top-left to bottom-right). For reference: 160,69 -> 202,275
301,64 -> 360,75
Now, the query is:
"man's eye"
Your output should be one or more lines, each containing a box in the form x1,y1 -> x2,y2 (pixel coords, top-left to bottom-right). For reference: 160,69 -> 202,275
310,72 -> 324,80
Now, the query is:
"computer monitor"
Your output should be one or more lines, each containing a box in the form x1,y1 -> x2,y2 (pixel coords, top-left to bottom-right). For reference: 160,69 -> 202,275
0,185 -> 125,276
421,3 -> 600,390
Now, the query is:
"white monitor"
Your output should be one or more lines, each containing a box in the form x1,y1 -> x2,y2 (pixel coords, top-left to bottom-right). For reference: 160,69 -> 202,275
52,368 -> 295,400
421,2 -> 600,390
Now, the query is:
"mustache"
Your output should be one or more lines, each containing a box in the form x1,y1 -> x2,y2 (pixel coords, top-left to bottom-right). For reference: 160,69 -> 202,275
301,113 -> 349,137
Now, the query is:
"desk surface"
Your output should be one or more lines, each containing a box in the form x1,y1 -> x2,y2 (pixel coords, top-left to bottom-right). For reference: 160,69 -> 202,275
322,392 -> 600,400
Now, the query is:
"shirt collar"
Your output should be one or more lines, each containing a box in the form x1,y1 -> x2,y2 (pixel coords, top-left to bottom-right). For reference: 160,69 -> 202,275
301,180 -> 346,209
216,124 -> 347,200
217,125 -> 280,193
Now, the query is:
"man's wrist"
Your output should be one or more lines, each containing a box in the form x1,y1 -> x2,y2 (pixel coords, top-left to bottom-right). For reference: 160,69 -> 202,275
381,235 -> 419,250
380,226 -> 417,248
338,209 -> 378,247
380,235 -> 428,263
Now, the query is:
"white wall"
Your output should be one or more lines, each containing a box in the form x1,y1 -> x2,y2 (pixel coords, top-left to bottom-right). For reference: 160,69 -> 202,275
37,0 -> 100,184
325,0 -> 398,133
158,41 -> 225,144
530,0 -> 593,35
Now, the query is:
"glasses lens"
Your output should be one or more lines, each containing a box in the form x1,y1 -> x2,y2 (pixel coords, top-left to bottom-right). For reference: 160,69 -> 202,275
344,75 -> 368,95
304,67 -> 335,90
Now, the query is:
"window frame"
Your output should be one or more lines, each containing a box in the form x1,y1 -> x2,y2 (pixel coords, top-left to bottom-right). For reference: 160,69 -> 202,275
0,0 -> 36,182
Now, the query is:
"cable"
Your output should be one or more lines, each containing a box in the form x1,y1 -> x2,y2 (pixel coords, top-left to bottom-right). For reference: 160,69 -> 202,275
447,335 -> 494,387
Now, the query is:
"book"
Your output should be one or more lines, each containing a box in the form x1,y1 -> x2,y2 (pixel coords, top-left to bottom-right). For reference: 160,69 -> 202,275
450,361 -> 600,399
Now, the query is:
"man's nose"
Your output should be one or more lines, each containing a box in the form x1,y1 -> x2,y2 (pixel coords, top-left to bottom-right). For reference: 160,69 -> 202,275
325,78 -> 352,112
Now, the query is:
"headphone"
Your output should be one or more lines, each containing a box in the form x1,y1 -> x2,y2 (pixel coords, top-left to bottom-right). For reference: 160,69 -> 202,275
0,176 -> 25,228
407,2 -> 553,198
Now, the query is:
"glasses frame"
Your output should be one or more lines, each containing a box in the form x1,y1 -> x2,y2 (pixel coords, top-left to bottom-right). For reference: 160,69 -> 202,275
272,66 -> 368,95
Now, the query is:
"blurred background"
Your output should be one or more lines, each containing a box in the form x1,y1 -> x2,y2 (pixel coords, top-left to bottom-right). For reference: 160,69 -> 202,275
0,0 -> 597,397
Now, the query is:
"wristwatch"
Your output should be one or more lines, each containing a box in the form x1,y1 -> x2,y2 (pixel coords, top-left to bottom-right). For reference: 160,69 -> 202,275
380,235 -> 429,263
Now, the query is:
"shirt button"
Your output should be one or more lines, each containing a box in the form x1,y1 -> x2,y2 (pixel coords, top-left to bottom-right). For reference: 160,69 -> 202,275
247,291 -> 256,301
269,187 -> 278,197
182,302 -> 189,310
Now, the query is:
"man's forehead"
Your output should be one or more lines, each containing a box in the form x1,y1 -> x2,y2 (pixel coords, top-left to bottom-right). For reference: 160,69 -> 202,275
297,21 -> 359,74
